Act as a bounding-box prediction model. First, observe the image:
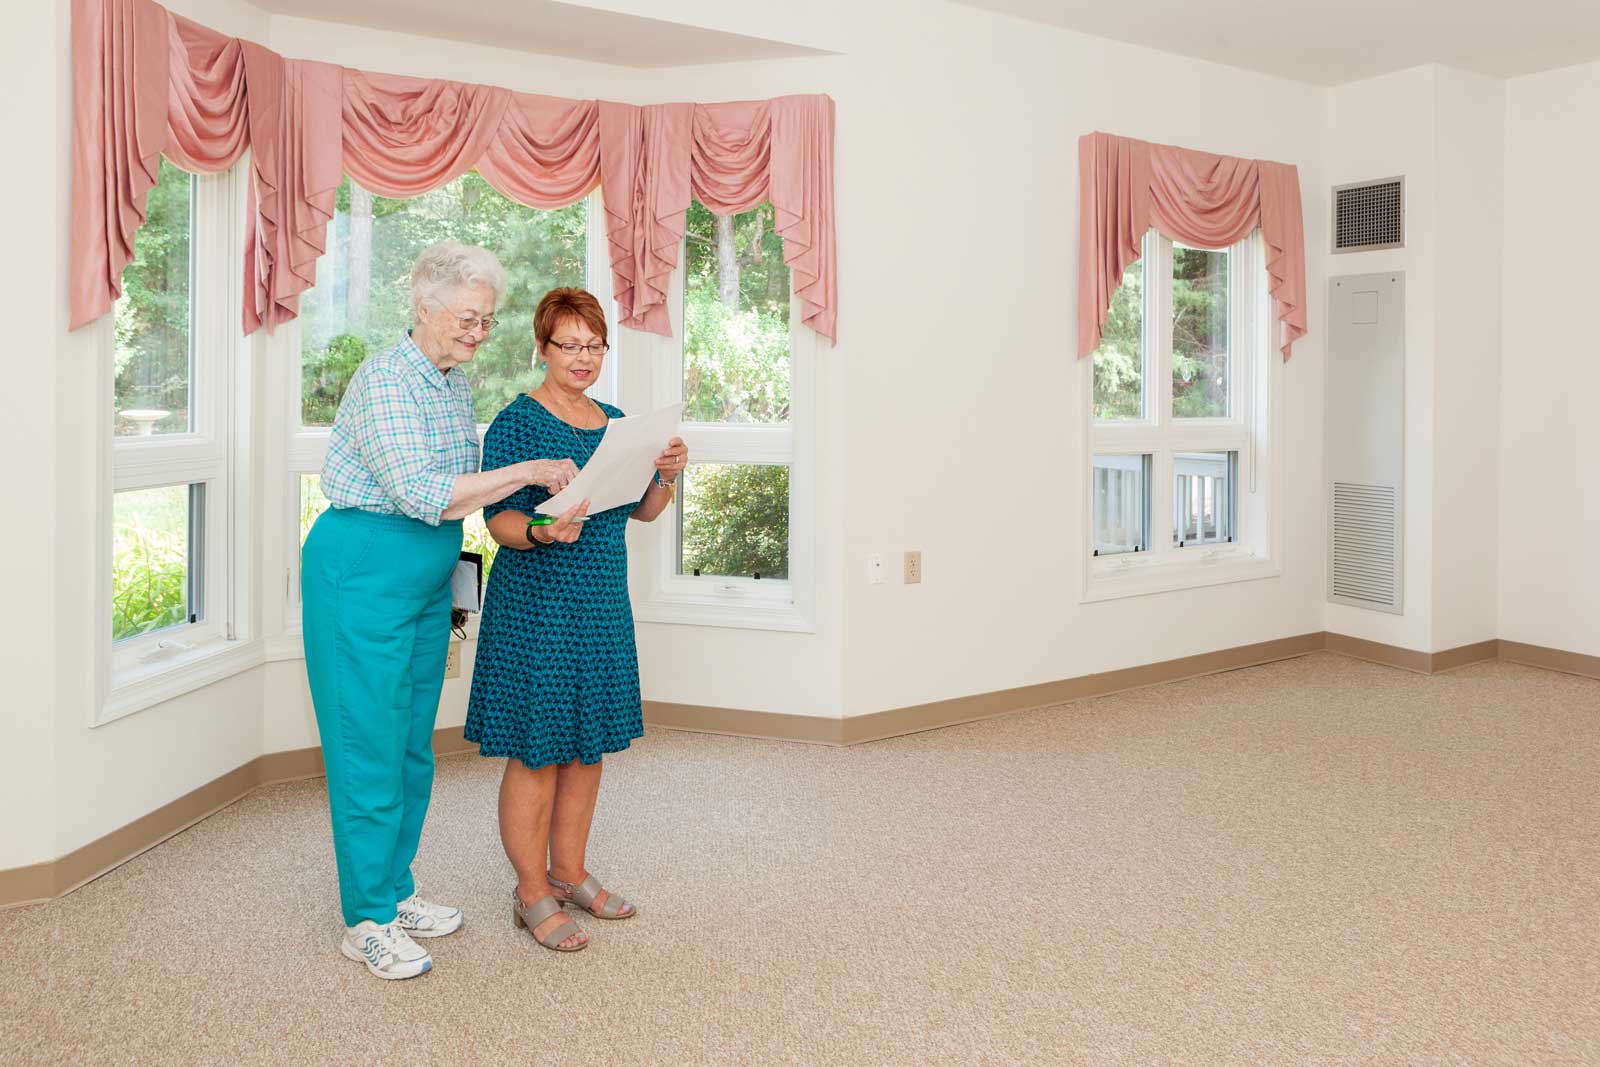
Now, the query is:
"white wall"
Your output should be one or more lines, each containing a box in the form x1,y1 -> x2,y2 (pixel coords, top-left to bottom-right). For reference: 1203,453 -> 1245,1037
0,0 -> 65,870
1430,68 -> 1503,651
1500,61 -> 1600,659
1321,65 -> 1506,655
1322,66 -> 1439,652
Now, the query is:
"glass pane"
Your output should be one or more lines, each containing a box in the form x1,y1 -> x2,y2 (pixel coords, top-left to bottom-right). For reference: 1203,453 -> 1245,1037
113,484 -> 198,641
1172,244 -> 1230,418
301,473 -> 499,581
300,175 -> 587,426
683,202 -> 791,423
1172,451 -> 1236,547
299,474 -> 332,547
679,463 -> 790,579
1092,254 -> 1145,420
1091,455 -> 1149,556
114,159 -> 193,436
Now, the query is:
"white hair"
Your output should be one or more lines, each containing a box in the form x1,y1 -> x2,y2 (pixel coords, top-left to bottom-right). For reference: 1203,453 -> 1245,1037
410,240 -> 507,318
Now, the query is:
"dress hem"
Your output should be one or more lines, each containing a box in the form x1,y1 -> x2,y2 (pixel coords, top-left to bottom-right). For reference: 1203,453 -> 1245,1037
463,726 -> 645,771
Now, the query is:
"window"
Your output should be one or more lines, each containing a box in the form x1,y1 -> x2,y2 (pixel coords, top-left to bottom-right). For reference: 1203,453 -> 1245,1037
1085,230 -> 1274,598
106,158 -> 249,712
299,175 -> 590,425
287,176 -> 609,615
633,201 -> 815,630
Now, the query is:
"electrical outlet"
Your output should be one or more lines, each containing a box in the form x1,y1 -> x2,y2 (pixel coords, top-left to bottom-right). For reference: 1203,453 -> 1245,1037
867,553 -> 885,585
444,643 -> 462,679
904,550 -> 922,584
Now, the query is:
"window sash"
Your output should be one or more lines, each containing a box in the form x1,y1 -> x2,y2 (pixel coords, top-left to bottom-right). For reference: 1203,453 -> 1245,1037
1086,229 -> 1264,580
105,163 -> 247,703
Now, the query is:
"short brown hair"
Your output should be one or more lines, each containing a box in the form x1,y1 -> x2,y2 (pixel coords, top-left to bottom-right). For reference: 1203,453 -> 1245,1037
533,288 -> 607,348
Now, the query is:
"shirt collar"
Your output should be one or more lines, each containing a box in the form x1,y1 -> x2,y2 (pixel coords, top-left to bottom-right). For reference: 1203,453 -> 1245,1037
399,330 -> 453,392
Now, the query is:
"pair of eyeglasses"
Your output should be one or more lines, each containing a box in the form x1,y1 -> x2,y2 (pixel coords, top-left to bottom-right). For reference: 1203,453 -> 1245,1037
548,341 -> 610,356
454,314 -> 498,333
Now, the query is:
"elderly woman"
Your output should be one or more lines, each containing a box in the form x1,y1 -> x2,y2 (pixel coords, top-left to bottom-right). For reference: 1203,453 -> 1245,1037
465,287 -> 686,952
302,242 -> 578,980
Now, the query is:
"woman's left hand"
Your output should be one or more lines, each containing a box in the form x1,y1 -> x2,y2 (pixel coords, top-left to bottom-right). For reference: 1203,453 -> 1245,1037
655,437 -> 688,484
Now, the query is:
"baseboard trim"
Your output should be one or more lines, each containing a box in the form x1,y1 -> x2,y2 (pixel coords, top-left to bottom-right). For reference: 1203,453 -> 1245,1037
1497,640 -> 1600,681
1321,633 -> 1500,675
6,632 -> 1590,909
0,726 -> 477,911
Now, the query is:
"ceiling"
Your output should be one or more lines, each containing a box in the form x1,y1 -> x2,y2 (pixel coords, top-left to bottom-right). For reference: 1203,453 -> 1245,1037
952,0 -> 1600,84
253,0 -> 833,68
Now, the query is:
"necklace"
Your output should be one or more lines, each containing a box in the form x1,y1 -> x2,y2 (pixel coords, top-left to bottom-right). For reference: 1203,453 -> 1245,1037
530,389 -> 605,464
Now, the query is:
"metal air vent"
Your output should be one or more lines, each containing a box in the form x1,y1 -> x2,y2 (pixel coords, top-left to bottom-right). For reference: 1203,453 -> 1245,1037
1333,177 -> 1404,253
1330,482 -> 1400,610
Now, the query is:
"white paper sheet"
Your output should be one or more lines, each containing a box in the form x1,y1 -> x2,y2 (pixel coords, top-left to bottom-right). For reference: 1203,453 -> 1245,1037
535,402 -> 684,517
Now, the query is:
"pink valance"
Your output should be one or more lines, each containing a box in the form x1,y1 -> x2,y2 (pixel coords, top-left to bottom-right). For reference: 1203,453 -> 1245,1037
70,0 -> 839,343
1078,131 -> 1306,361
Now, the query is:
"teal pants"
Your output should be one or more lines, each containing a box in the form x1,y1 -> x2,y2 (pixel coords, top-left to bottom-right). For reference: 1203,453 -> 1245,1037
301,507 -> 463,927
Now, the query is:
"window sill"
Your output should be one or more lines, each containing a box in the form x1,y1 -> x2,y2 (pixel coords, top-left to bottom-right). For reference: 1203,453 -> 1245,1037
101,638 -> 265,726
634,589 -> 813,633
1081,550 -> 1279,603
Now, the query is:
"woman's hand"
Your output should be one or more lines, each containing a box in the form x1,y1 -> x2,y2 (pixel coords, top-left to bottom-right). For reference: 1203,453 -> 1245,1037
541,500 -> 590,544
525,458 -> 579,494
654,437 -> 688,484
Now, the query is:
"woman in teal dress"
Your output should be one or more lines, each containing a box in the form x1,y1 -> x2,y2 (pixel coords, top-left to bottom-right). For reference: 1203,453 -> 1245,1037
466,287 -> 686,953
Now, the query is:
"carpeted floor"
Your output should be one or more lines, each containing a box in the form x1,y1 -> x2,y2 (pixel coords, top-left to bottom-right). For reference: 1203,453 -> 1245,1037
5,653 -> 1599,1067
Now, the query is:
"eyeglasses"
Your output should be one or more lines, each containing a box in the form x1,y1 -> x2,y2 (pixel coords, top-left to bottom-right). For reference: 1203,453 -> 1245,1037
453,314 -> 498,333
548,341 -> 610,356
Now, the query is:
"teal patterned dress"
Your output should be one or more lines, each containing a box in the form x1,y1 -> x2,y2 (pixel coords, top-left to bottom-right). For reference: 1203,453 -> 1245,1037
465,395 -> 646,769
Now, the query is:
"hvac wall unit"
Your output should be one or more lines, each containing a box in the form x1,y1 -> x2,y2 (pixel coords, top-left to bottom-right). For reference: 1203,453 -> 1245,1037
1327,272 -> 1404,613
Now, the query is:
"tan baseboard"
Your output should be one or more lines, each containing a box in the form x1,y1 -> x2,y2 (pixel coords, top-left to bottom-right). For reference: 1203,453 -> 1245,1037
1497,640 -> 1600,681
1321,633 -> 1500,675
0,726 -> 476,911
840,633 -> 1328,744
5,633 -> 1591,909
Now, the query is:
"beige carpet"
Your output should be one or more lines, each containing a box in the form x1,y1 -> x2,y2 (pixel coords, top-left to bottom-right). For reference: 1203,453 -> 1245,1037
5,653 -> 1600,1067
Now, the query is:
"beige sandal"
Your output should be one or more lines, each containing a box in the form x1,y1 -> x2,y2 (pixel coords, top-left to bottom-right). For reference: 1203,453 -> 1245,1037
511,890 -> 587,951
547,872 -> 636,920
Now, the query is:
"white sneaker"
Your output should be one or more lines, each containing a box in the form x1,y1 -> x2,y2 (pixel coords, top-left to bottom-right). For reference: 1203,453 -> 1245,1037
340,920 -> 432,980
396,893 -> 464,938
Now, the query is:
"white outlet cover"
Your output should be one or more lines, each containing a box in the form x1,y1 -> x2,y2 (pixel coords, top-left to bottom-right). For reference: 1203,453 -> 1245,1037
867,553 -> 884,584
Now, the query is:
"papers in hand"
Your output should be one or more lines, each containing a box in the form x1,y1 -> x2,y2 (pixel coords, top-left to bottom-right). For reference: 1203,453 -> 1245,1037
536,402 -> 684,517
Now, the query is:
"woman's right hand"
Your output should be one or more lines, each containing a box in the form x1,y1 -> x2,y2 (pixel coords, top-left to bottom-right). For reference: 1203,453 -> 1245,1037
526,458 -> 579,493
542,501 -> 590,543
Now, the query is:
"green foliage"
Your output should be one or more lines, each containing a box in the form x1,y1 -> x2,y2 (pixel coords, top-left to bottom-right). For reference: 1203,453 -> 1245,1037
112,489 -> 189,641
300,174 -> 585,425
682,293 -> 791,422
1091,242 -> 1232,420
114,159 -> 192,434
682,201 -> 790,423
1092,258 -> 1145,420
682,464 -> 789,579
1171,246 -> 1228,418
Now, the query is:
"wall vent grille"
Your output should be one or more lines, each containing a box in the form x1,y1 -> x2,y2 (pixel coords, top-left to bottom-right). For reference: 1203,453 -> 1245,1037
1333,178 -> 1404,252
1330,482 -> 1400,610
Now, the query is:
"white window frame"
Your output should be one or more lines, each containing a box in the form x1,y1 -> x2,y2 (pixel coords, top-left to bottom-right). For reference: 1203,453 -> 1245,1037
99,162 -> 257,723
1081,229 -> 1280,602
278,189 -> 615,633
626,225 -> 817,634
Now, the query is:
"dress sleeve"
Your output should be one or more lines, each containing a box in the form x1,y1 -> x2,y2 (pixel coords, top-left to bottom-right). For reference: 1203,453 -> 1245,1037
349,367 -> 456,526
483,408 -> 538,522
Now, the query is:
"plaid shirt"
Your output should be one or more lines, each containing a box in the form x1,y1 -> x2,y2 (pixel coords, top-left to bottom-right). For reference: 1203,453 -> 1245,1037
320,333 -> 480,526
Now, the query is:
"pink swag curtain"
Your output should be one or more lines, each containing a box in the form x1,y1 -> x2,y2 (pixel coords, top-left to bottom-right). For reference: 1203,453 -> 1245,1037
1078,131 -> 1307,361
70,0 -> 840,342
